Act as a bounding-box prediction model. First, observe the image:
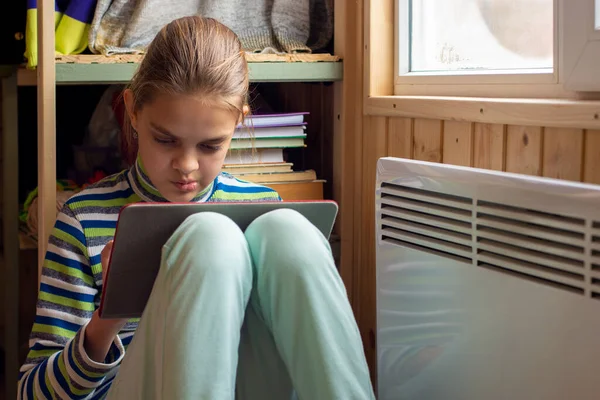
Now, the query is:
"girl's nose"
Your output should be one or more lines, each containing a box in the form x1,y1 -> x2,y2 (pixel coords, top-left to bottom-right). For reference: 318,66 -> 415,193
173,151 -> 199,175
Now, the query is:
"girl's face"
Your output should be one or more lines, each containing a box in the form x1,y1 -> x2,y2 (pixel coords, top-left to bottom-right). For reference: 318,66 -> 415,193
124,90 -> 239,202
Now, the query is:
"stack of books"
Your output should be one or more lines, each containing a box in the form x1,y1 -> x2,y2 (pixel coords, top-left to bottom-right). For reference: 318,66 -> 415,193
224,112 -> 324,200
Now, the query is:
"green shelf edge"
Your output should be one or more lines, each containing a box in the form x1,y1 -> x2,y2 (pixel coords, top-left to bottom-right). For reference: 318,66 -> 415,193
15,61 -> 343,85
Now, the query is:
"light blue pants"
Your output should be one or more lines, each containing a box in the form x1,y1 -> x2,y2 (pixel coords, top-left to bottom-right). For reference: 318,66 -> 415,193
107,209 -> 375,399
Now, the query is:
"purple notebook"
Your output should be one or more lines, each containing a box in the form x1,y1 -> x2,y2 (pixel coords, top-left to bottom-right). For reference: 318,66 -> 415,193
239,112 -> 309,128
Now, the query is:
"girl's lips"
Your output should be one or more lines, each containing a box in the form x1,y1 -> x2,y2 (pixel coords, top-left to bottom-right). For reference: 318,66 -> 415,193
173,181 -> 198,192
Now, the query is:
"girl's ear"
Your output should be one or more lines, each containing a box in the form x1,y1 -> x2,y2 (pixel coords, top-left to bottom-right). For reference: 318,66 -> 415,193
123,89 -> 138,130
238,104 -> 250,125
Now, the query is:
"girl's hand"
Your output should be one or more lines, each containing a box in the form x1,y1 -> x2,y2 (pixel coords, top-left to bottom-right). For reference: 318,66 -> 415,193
100,240 -> 114,292
84,240 -> 128,363
98,240 -> 129,327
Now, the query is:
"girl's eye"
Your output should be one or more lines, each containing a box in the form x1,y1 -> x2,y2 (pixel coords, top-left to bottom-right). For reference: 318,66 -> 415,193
200,144 -> 222,152
154,137 -> 176,145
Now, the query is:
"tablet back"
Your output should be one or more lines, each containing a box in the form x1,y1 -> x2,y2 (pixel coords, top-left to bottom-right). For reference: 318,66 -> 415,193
100,201 -> 338,319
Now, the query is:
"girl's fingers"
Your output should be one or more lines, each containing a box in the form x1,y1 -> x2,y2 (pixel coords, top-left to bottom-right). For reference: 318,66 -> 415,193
100,240 -> 114,281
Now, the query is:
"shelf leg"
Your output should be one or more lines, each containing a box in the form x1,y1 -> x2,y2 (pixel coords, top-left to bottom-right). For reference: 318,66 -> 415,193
3,71 -> 20,400
37,0 -> 57,280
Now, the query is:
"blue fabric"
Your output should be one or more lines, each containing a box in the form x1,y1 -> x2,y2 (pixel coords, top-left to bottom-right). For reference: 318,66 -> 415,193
27,0 -> 96,24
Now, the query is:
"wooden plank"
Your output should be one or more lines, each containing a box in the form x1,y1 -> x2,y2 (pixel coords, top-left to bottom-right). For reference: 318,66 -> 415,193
55,54 -> 143,64
320,84 -> 335,200
2,72 -> 20,400
38,0 -> 57,280
352,0 -> 366,327
366,96 -> 600,130
331,1 -> 344,227
473,123 -> 505,171
543,128 -> 584,181
54,53 -> 341,64
336,0 -> 362,318
360,116 -> 387,382
442,121 -> 473,166
0,66 -> 14,78
387,117 -> 413,158
332,0 -> 345,237
365,0 -> 394,96
413,119 -> 443,162
583,130 -> 600,184
332,81 -> 343,233
505,125 -> 543,176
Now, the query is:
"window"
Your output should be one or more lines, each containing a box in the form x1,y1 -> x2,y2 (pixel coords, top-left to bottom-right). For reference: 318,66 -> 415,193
409,0 -> 553,74
395,0 -> 600,97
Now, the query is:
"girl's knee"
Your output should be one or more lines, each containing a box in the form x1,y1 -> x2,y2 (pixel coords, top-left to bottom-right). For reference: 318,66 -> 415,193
246,208 -> 323,243
163,212 -> 251,279
245,208 -> 333,279
168,212 -> 243,246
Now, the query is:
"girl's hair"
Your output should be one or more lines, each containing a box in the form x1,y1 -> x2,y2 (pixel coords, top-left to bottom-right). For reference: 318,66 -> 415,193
122,16 -> 249,165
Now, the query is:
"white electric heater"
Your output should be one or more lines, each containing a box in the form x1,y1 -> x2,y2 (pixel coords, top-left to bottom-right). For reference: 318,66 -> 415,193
376,157 -> 600,400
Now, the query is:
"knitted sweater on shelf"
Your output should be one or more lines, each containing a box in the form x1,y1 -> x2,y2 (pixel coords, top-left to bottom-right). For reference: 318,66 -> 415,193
88,0 -> 333,55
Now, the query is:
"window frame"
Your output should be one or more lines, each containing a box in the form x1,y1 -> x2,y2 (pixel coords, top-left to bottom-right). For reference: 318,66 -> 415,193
393,0 -> 600,99
363,0 -> 600,130
561,0 -> 600,91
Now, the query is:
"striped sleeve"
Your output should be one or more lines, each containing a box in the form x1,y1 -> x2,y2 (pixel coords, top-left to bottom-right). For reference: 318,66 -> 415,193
18,204 -> 125,399
210,173 -> 283,202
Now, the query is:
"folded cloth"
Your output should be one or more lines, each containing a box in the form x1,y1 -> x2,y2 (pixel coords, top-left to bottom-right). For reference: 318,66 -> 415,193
19,179 -> 80,238
88,0 -> 332,55
25,0 -> 98,69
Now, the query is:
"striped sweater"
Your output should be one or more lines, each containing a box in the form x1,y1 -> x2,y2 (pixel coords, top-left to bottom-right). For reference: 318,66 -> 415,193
18,160 -> 281,399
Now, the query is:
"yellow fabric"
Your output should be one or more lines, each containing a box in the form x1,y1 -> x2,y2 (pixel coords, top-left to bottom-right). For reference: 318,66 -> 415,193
25,10 -> 91,69
24,9 -> 40,69
56,15 -> 91,55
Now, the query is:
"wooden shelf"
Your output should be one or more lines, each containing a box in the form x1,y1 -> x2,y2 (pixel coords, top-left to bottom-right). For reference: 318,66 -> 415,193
16,54 -> 343,86
0,65 -> 15,78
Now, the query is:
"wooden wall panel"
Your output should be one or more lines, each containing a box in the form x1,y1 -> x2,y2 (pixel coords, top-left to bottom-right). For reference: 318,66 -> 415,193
543,128 -> 584,181
584,130 -> 600,184
473,123 -> 505,171
443,121 -> 473,166
505,125 -> 543,176
413,119 -> 442,162
387,117 -> 412,158
379,120 -> 595,181
360,116 -> 388,379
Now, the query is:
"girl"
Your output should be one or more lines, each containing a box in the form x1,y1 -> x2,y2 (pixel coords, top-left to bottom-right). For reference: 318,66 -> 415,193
18,16 -> 375,400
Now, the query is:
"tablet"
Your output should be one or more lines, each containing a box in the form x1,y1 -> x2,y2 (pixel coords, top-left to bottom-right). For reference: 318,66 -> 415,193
99,201 -> 338,319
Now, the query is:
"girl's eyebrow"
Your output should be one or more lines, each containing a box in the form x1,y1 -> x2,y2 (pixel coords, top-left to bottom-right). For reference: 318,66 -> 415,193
150,122 -> 179,139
